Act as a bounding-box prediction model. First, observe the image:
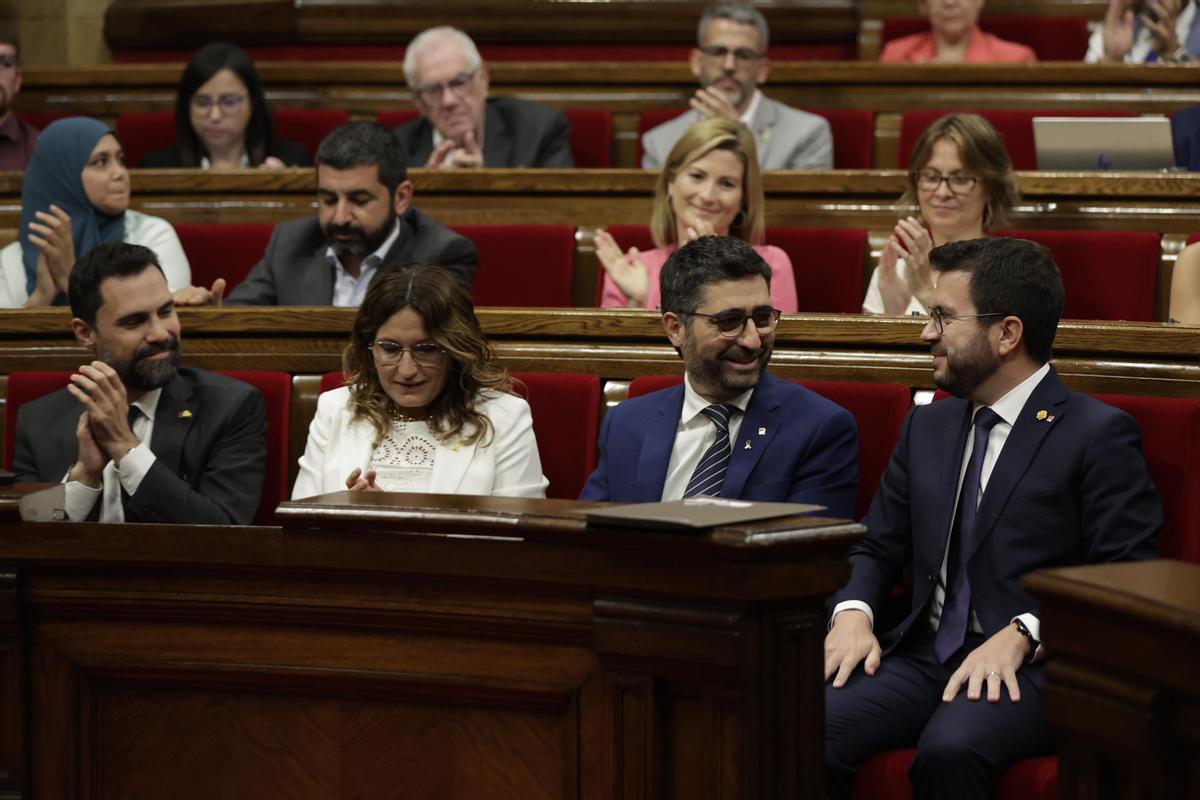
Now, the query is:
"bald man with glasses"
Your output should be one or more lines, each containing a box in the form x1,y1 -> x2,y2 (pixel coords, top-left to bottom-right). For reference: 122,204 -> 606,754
579,235 -> 858,516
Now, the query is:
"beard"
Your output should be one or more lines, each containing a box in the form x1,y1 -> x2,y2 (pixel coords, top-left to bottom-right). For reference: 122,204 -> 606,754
701,71 -> 753,112
681,336 -> 772,401
324,216 -> 396,261
932,330 -> 1000,399
100,335 -> 181,392
0,86 -> 8,118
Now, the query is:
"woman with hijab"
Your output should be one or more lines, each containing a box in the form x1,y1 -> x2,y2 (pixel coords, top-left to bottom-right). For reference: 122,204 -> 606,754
0,117 -> 190,306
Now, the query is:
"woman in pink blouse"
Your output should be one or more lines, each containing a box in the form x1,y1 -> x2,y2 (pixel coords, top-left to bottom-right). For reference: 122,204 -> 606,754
596,117 -> 797,312
880,0 -> 1036,63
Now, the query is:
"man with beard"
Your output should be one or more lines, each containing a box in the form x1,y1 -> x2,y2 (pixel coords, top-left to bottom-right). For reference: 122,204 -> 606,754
579,235 -> 858,516
207,121 -> 476,306
640,3 -> 832,171
0,23 -> 38,170
14,242 -> 267,524
823,237 -> 1160,800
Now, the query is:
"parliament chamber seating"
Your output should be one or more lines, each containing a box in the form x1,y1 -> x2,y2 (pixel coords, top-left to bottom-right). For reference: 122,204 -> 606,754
897,109 -> 1138,171
174,222 -> 273,293
449,224 -> 576,307
3,369 -> 291,526
15,111 -> 68,132
375,108 -> 615,169
604,225 -> 869,314
117,109 -> 350,166
635,107 -> 876,170
317,370 -> 601,500
626,374 -> 913,518
880,16 -> 1091,61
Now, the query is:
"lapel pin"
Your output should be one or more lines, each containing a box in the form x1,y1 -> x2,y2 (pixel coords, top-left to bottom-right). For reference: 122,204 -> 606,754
1035,409 -> 1048,421
744,440 -> 752,450
178,409 -> 193,419
758,426 -> 766,436
1046,415 -> 1055,423
453,440 -> 464,452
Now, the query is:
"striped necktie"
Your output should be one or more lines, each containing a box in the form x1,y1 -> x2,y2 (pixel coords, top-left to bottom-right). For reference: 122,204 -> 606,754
683,403 -> 735,498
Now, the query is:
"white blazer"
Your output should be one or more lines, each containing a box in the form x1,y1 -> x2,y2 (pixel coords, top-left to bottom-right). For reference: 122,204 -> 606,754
292,386 -> 549,500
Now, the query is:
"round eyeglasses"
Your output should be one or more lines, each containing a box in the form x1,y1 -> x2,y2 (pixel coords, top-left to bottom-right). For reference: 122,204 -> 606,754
678,306 -> 782,339
370,340 -> 447,367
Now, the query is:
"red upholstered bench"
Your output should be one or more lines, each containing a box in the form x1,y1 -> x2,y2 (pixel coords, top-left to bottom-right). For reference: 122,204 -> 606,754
897,109 -> 1137,171
4,369 -> 289,526
16,111 -> 70,132
118,109 -> 349,166
173,222 -> 274,295
449,224 -> 575,308
881,16 -> 1090,61
852,749 -> 1057,800
318,370 -> 600,500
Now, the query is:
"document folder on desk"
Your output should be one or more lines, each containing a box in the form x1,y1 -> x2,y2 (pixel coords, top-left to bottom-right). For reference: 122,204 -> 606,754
585,497 -> 824,532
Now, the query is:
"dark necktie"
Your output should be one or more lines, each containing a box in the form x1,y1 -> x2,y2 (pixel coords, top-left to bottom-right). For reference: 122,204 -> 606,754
683,404 -> 735,498
934,406 -> 1003,663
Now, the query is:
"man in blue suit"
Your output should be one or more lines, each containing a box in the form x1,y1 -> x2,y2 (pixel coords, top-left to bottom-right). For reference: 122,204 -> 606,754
579,236 -> 858,518
823,237 -> 1161,799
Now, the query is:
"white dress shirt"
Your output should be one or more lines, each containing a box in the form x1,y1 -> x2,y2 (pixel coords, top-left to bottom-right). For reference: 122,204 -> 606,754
327,217 -> 402,307
660,374 -> 754,501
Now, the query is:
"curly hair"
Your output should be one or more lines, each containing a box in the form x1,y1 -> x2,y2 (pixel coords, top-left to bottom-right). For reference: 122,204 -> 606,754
341,265 -> 512,447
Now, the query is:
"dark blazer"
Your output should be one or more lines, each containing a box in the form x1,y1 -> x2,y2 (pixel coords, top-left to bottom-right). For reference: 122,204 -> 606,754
394,96 -> 573,168
139,137 -> 311,168
579,370 -> 859,518
13,368 -> 267,525
832,367 -> 1161,657
225,208 -> 478,306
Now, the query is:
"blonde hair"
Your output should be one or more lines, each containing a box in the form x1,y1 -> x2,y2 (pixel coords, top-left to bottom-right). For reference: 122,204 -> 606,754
650,116 -> 765,248
900,113 -> 1020,231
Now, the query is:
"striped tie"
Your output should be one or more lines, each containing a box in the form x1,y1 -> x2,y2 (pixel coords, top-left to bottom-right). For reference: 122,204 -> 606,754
683,404 -> 734,498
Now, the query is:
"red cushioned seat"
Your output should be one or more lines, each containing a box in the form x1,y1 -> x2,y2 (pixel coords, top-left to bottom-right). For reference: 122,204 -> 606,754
897,109 -> 1137,171
318,370 -> 599,500
604,225 -> 864,314
853,749 -> 1057,800
272,108 -> 350,162
4,369 -> 286,526
16,112 -> 69,132
996,228 -> 1161,322
881,16 -> 1090,61
173,223 -> 274,295
637,107 -> 873,169
449,224 -> 575,308
627,375 -> 910,518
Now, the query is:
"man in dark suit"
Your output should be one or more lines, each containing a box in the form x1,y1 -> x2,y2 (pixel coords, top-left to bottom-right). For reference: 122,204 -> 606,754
394,26 -> 572,169
579,236 -> 858,517
824,237 -> 1161,799
14,242 -> 267,524
177,121 -> 476,306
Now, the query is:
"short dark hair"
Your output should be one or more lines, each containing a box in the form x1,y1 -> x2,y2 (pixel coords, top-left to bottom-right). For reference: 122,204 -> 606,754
175,42 -> 274,166
930,237 -> 1064,364
69,242 -> 164,326
660,235 -> 772,314
0,19 -> 18,62
316,121 -> 408,196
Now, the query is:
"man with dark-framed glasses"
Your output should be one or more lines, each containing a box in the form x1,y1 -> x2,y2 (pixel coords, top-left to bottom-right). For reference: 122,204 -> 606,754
641,3 -> 833,171
825,236 -> 1160,799
393,26 -> 573,169
580,235 -> 858,515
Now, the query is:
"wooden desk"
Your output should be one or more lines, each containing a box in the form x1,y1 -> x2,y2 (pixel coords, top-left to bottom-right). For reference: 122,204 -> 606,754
0,493 -> 865,799
1024,560 -> 1200,799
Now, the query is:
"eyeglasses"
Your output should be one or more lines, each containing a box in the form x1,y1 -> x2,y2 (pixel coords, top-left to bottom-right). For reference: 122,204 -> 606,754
370,340 -> 447,367
697,45 -> 763,64
191,94 -> 248,115
412,69 -> 479,106
913,169 -> 979,195
928,306 -> 1004,334
678,306 -> 781,338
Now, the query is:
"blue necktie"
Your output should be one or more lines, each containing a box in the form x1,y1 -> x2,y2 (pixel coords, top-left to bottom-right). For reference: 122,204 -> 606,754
683,404 -> 735,498
934,407 -> 1003,663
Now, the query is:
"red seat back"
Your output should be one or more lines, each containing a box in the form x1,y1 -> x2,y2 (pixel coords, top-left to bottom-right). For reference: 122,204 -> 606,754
4,371 -> 74,470
271,108 -> 349,162
173,223 -> 274,294
853,749 -> 1057,800
897,109 -> 1136,171
450,224 -> 575,307
16,112 -> 70,132
881,15 -> 1090,61
375,109 -> 421,130
214,370 -> 291,525
996,228 -> 1161,322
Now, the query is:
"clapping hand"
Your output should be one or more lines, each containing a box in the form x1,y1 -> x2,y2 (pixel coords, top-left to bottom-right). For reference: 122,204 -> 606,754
595,229 -> 651,307
27,204 -> 76,291
173,278 -> 226,307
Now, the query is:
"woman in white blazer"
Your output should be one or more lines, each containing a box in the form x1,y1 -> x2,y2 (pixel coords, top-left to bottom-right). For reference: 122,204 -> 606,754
292,264 -> 548,499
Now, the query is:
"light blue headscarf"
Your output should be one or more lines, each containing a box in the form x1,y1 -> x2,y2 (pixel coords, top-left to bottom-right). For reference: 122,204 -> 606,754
19,117 -> 126,295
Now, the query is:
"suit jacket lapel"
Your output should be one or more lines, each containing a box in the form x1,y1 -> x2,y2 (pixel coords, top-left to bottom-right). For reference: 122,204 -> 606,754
302,236 -> 336,305
635,387 -> 684,502
381,213 -> 416,268
749,98 -> 778,166
481,102 -> 512,169
429,428 -> 481,494
721,373 -> 780,498
933,399 -> 974,557
148,375 -> 195,482
969,369 -> 1067,559
338,416 -> 377,490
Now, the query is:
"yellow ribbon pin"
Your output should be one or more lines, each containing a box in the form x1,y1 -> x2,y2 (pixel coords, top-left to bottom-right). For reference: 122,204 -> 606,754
1036,410 -> 1048,421
178,409 -> 193,419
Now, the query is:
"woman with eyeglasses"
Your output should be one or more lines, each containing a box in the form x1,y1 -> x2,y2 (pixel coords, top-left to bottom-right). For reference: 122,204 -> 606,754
292,263 -> 548,499
862,113 -> 1019,315
0,117 -> 191,307
597,116 -> 796,312
140,42 -> 308,169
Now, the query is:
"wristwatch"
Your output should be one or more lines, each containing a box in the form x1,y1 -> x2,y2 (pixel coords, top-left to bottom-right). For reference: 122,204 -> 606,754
1013,618 -> 1039,660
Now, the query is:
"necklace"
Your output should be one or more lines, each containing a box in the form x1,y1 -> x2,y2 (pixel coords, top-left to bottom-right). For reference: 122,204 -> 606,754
387,403 -> 426,423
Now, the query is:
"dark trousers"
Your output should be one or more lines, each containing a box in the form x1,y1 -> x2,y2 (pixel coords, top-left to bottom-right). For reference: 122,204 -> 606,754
824,629 -> 1054,800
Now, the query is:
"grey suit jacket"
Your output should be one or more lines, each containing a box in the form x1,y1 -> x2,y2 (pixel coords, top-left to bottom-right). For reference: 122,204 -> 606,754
641,94 -> 833,170
226,207 -> 478,306
13,367 -> 267,525
394,96 -> 573,168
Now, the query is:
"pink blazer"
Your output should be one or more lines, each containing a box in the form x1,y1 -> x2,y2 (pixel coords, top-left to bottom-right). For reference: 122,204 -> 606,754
880,26 -> 1037,63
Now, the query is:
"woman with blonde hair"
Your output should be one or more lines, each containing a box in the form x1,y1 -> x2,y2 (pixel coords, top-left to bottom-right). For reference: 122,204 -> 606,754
597,116 -> 797,311
292,263 -> 547,498
863,112 -> 1019,315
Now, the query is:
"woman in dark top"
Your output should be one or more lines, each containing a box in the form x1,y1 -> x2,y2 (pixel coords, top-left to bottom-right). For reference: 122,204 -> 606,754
140,42 -> 309,169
